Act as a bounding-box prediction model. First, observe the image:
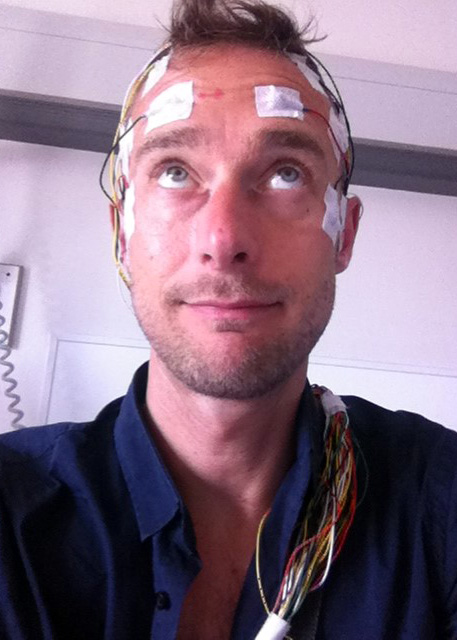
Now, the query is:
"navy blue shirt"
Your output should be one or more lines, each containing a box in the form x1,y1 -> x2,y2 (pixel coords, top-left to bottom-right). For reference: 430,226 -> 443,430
0,362 -> 456,639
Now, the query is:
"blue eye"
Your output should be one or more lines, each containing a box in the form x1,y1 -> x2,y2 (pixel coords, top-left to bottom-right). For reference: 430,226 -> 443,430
158,166 -> 191,188
269,166 -> 303,190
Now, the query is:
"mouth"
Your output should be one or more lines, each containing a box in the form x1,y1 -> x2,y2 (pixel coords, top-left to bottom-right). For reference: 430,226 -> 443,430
182,299 -> 281,321
187,298 -> 278,308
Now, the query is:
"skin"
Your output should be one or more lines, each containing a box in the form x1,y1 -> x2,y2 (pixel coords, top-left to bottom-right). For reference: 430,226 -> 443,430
114,43 -> 360,637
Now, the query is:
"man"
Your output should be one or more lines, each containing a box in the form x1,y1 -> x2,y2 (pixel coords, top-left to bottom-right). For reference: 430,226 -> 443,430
1,1 -> 456,639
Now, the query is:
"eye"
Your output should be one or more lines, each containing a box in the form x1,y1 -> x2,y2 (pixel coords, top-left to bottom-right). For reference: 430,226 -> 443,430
268,166 -> 304,190
157,165 -> 192,189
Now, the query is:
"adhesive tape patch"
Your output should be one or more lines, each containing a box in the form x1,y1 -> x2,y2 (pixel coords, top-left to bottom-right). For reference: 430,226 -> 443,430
117,119 -> 135,181
329,109 -> 349,154
287,53 -> 326,97
322,184 -> 347,247
141,53 -> 171,97
288,53 -> 350,162
123,184 -> 135,245
320,388 -> 347,417
255,85 -> 304,120
144,81 -> 194,134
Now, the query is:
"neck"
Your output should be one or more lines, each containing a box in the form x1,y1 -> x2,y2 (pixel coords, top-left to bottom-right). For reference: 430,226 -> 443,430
143,352 -> 308,524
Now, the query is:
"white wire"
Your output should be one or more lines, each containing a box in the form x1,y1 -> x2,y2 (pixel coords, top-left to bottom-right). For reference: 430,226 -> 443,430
314,499 -> 336,589
0,301 -> 25,429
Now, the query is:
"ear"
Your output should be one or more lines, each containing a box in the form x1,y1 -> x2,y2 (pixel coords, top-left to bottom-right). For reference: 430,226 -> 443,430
335,195 -> 362,274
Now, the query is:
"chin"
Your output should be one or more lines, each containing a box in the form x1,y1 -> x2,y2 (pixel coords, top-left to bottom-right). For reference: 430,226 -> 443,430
148,325 -> 324,400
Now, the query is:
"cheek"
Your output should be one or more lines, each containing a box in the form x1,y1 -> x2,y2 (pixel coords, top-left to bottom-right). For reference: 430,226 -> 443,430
276,211 -> 330,258
129,207 -> 189,277
279,226 -> 335,289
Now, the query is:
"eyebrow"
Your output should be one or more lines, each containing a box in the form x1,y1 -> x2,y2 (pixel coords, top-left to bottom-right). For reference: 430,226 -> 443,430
133,125 -> 326,163
133,126 -> 208,162
254,129 -> 326,161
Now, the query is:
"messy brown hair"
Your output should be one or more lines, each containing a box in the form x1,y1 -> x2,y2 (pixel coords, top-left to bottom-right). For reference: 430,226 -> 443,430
167,0 -> 320,56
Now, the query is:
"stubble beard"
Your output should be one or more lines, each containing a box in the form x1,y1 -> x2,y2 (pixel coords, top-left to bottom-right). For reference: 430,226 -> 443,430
132,275 -> 335,400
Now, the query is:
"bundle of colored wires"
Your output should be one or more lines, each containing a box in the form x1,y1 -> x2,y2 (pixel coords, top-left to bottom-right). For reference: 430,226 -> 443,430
255,387 -> 357,630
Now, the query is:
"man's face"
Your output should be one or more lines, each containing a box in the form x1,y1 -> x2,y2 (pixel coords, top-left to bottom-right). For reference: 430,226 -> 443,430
122,44 -> 358,399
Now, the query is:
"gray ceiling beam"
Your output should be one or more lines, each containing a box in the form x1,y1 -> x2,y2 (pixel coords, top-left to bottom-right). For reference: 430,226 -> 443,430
1,89 -> 456,197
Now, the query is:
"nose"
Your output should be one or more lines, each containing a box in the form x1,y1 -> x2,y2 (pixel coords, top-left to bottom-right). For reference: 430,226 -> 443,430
193,182 -> 260,270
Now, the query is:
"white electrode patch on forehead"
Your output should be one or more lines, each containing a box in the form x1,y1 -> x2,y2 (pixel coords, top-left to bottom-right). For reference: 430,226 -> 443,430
123,184 -> 136,245
141,53 -> 171,97
144,81 -> 194,134
255,85 -> 305,120
322,185 -> 347,247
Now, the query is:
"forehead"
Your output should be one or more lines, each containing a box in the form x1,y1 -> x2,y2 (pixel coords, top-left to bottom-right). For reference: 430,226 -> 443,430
127,44 -> 337,171
132,44 -> 332,120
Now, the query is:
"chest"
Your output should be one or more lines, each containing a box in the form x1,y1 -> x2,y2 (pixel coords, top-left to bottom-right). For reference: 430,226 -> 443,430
176,560 -> 248,640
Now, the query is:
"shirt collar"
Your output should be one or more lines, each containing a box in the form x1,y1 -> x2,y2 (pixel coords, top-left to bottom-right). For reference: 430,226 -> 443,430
114,363 -> 322,545
259,380 -> 321,571
114,362 -> 181,541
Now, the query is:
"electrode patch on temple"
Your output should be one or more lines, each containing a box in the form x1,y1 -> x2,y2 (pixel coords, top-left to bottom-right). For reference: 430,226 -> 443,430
117,119 -> 135,181
255,85 -> 304,120
116,53 -> 176,180
123,184 -> 136,245
141,53 -> 171,97
322,184 -> 347,247
144,80 -> 194,134
329,108 -> 349,153
287,53 -> 327,97
287,52 -> 351,172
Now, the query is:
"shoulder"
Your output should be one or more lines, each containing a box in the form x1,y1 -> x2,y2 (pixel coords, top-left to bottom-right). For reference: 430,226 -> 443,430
0,396 -> 123,499
343,395 -> 457,545
341,395 -> 457,532
342,394 -> 457,466
341,396 -> 457,619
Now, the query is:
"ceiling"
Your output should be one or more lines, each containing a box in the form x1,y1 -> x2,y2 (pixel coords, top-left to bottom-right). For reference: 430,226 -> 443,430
2,0 -> 457,73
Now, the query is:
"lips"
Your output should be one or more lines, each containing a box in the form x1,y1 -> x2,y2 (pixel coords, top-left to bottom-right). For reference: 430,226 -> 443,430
186,299 -> 278,309
182,299 -> 280,323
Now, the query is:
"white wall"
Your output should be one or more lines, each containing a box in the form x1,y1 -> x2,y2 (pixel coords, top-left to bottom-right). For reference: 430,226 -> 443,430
1,0 -> 456,72
0,141 -> 145,431
1,139 -> 456,432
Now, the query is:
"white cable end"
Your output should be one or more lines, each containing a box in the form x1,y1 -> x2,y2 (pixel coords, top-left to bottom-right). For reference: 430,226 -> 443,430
254,613 -> 291,640
320,388 -> 347,417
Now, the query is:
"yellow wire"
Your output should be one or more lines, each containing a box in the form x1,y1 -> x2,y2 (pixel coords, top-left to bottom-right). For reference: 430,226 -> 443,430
274,415 -> 356,619
102,45 -> 173,285
255,511 -> 272,615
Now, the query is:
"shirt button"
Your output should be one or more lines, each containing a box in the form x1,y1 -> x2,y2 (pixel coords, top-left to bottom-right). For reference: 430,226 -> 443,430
155,591 -> 171,610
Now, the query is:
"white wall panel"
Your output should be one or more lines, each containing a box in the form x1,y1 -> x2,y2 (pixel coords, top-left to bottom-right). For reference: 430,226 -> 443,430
44,336 -> 149,424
